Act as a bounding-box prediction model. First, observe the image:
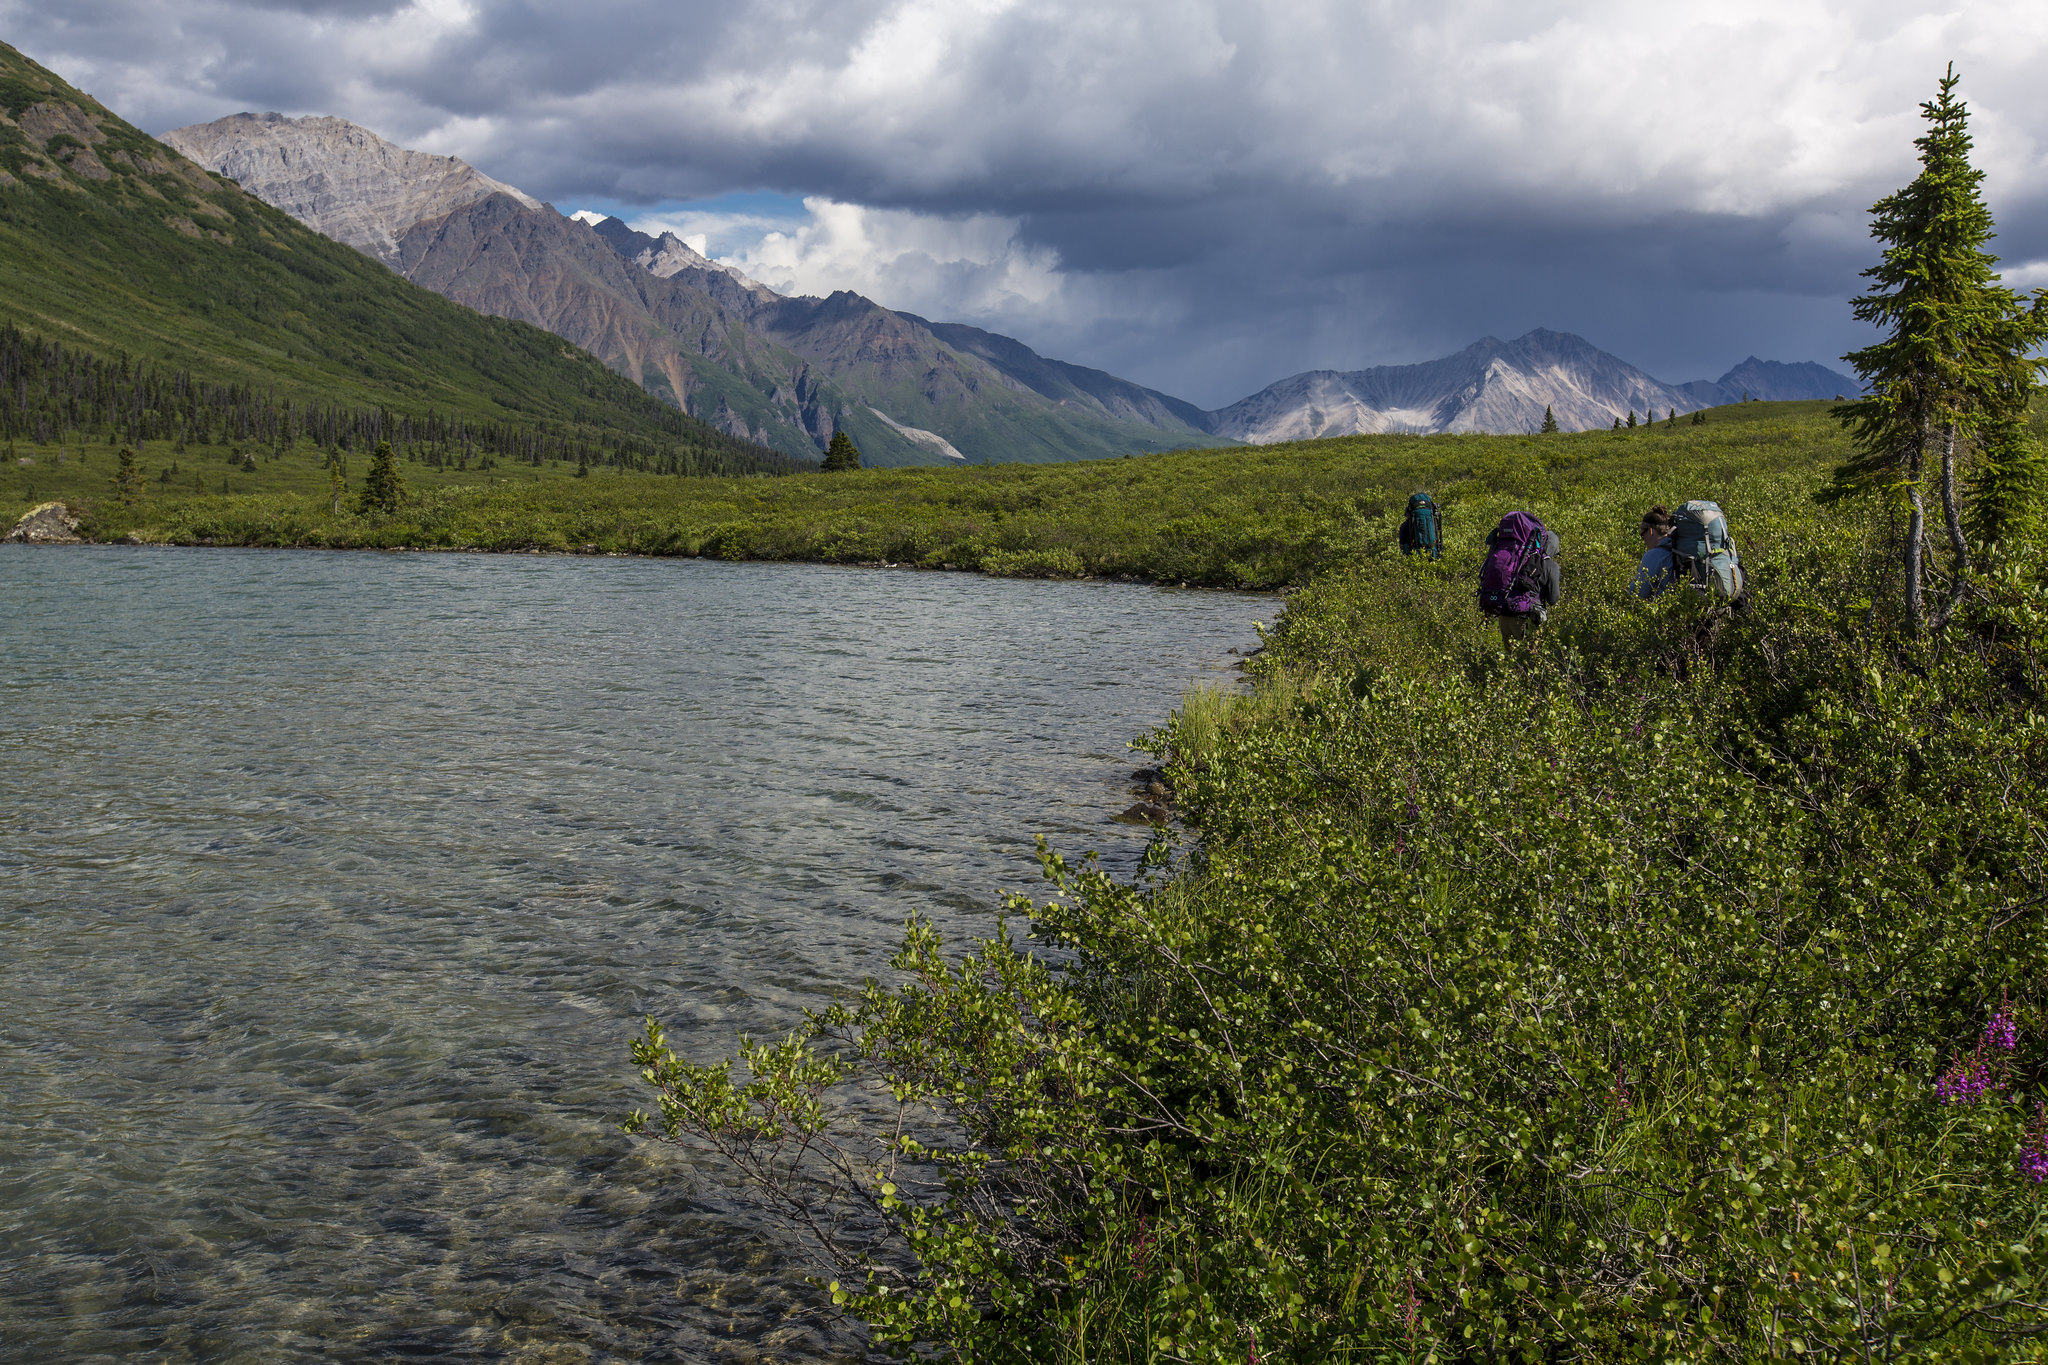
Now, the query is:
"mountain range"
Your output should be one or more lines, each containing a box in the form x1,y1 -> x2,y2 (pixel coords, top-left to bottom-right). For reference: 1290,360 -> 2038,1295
163,113 -> 1229,467
163,112 -> 1860,464
1208,334 -> 1862,442
0,42 -> 782,476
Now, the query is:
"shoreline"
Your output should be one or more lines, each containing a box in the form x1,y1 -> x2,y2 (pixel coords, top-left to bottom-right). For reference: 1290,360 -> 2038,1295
1,519 -> 1281,595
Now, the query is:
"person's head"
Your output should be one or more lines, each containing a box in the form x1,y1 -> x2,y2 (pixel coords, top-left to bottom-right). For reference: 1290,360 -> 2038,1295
1640,505 -> 1674,548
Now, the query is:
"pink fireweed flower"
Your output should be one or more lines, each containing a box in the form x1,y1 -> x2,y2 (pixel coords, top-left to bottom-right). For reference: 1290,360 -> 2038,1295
2024,1105 -> 2048,1184
1935,1056 -> 1997,1104
1986,1010 -> 2018,1053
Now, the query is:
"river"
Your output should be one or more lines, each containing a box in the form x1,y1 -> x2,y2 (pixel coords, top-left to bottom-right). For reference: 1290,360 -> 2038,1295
0,546 -> 1261,1363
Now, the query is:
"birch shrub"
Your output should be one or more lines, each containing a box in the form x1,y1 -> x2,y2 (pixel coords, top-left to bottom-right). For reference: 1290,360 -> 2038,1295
629,475 -> 2048,1361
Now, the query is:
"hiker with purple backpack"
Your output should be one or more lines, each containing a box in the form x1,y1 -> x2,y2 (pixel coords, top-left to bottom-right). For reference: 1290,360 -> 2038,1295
1478,510 -> 1561,643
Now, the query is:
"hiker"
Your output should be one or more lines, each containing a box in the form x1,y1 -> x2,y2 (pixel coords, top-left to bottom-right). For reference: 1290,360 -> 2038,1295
1399,491 -> 1443,560
1478,510 -> 1561,642
1636,500 -> 1745,602
1631,505 -> 1678,599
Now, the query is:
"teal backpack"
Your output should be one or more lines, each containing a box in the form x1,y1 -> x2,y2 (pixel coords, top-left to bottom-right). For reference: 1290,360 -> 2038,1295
1403,492 -> 1443,561
1670,500 -> 1744,599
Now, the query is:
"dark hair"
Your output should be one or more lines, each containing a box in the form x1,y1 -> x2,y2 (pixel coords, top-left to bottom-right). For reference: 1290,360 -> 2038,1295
1641,505 -> 1674,535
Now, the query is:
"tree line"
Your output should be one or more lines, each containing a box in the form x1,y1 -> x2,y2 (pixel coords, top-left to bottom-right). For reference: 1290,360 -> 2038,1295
0,323 -> 805,478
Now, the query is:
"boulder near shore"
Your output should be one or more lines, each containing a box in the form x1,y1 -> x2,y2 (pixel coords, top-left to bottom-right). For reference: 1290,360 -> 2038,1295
6,502 -> 83,543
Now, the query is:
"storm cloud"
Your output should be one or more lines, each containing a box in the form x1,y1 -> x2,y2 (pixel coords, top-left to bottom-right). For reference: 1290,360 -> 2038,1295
9,0 -> 2045,404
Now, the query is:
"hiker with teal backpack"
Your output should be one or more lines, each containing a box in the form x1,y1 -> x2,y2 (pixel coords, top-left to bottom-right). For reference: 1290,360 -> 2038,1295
1632,500 -> 1744,602
1478,510 -> 1561,643
1399,492 -> 1443,560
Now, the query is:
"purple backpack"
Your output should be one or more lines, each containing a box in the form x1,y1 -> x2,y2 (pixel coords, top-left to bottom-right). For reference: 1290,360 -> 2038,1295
1478,511 -> 1548,616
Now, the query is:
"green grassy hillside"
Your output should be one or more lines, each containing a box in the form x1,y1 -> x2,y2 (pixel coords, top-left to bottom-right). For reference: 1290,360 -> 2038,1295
19,400 -> 1847,587
0,42 -> 789,474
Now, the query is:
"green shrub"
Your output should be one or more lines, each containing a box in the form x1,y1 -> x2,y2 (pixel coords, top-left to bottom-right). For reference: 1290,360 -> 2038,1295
981,546 -> 1087,578
629,434 -> 2048,1362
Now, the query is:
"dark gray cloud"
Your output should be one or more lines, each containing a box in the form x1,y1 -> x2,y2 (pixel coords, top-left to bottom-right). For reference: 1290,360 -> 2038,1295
6,0 -> 2044,405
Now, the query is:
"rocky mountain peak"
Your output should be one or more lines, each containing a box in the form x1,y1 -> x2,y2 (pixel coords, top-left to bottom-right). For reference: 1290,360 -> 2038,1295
160,112 -> 540,267
581,214 -> 778,296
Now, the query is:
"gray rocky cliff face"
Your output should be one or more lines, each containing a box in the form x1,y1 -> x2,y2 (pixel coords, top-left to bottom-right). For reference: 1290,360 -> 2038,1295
161,113 -> 540,268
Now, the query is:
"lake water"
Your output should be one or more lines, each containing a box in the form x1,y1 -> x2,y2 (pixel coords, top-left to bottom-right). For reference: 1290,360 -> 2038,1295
0,546 -> 1260,1363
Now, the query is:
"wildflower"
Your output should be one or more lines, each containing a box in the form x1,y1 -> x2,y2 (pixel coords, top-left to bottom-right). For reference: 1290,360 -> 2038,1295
2024,1105 -> 2048,1184
1986,1009 -> 2018,1053
1934,1056 -> 1996,1104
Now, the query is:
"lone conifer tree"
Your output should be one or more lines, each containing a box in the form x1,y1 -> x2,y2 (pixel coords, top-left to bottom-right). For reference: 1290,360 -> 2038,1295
1831,65 -> 2048,631
1626,410 -> 1637,429
112,446 -> 142,505
1611,417 -> 1622,431
820,430 -> 863,472
1539,406 -> 1559,434
325,449 -> 347,514
355,439 -> 404,515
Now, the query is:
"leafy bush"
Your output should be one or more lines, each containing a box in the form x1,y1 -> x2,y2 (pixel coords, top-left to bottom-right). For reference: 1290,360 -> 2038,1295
981,546 -> 1086,578
629,433 -> 2048,1361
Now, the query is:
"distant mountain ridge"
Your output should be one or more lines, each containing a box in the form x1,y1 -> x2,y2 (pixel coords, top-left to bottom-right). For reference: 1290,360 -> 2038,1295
163,112 -> 1230,467
1679,357 -> 1862,407
157,111 -> 1861,456
1208,331 -> 1863,441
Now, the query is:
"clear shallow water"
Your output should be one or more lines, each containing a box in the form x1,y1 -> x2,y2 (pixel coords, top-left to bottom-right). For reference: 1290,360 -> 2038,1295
0,547 -> 1261,1363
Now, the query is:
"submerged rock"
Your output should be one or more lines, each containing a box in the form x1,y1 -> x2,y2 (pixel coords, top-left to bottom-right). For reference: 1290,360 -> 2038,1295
6,502 -> 82,544
1113,801 -> 1172,825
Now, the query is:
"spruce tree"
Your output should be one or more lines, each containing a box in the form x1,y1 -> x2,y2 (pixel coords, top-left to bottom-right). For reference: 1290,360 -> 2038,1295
1965,419 -> 2046,548
325,449 -> 347,514
1831,66 -> 2048,631
355,439 -> 404,514
1540,406 -> 1559,434
111,446 -> 142,505
1611,417 -> 1622,431
1626,410 -> 1637,429
820,430 -> 863,472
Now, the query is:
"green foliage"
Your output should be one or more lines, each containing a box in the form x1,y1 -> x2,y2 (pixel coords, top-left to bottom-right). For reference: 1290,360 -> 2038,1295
354,439 -> 404,514
1831,65 -> 2048,630
111,445 -> 141,505
629,425 -> 2048,1361
821,430 -> 864,472
1969,422 -> 2048,549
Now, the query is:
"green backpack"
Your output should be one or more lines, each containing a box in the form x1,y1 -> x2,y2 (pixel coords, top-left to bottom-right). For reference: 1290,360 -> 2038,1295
1670,500 -> 1744,599
1403,492 -> 1443,561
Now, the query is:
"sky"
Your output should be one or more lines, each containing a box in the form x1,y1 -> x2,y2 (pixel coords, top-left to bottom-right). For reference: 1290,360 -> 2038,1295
8,0 -> 2046,408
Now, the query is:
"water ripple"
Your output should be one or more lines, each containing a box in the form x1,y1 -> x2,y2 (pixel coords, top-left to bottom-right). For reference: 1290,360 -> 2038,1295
0,546 -> 1259,1362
